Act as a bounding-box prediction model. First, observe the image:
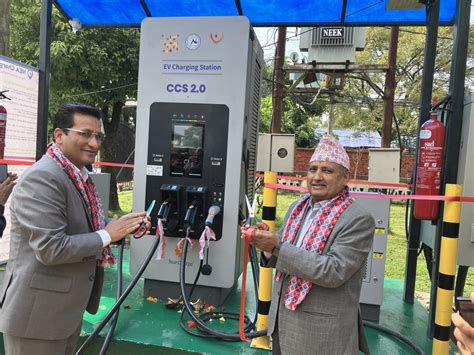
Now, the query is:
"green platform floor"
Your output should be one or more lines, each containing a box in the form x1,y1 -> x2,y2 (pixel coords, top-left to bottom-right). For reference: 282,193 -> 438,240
0,248 -> 460,354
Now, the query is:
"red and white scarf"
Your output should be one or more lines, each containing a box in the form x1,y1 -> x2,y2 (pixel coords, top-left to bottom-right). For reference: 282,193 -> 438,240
47,143 -> 115,267
275,187 -> 353,310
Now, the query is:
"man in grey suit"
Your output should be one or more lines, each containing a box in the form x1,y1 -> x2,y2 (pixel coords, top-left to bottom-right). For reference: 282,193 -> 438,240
243,135 -> 375,354
0,103 -> 149,354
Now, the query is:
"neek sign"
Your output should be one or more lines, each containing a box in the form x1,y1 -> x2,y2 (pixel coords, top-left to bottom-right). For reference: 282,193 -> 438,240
321,28 -> 344,38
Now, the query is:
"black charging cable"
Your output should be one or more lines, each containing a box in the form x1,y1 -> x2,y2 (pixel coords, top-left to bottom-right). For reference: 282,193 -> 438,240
98,240 -> 125,354
75,234 -> 161,355
178,237 -> 266,341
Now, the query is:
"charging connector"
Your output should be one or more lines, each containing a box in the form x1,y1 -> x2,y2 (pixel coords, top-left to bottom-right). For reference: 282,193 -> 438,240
205,205 -> 221,227
157,198 -> 174,221
184,199 -> 202,227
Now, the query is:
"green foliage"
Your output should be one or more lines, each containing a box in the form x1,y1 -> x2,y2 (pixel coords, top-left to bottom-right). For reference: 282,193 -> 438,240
259,96 -> 272,133
260,94 -> 325,147
11,1 -> 140,120
335,26 -> 474,151
282,95 -> 326,147
260,60 -> 274,98
10,0 -> 141,210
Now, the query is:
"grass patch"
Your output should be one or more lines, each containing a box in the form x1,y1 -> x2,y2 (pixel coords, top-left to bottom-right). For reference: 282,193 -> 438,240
116,190 -> 474,296
108,191 -> 133,219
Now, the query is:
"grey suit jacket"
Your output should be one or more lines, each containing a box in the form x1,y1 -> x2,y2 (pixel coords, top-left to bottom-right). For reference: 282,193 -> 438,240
0,155 -> 105,340
267,199 -> 375,355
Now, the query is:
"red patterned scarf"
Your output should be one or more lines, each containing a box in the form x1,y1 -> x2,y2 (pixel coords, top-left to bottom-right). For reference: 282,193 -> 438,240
47,143 -> 115,267
275,187 -> 353,310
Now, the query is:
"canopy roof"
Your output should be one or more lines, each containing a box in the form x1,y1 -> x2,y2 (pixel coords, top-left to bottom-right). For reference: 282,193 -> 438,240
54,0 -> 456,28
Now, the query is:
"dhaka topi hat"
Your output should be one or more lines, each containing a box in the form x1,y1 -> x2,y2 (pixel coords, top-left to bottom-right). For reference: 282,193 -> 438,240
310,134 -> 350,170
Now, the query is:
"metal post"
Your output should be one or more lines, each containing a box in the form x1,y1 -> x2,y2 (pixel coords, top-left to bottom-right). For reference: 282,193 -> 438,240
432,184 -> 463,354
251,171 -> 277,350
403,0 -> 440,304
427,0 -> 471,339
36,0 -> 53,160
328,93 -> 335,135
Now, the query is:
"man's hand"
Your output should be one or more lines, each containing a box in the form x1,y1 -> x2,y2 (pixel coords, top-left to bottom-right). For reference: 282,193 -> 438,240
241,223 -> 279,253
0,173 -> 18,206
240,222 -> 269,234
452,293 -> 474,354
105,212 -> 148,242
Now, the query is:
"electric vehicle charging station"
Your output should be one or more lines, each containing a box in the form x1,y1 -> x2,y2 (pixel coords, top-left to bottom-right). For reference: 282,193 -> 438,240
131,17 -> 263,305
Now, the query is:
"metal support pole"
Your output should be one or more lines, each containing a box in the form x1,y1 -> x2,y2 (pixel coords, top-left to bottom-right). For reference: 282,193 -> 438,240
36,0 -> 52,160
427,0 -> 471,339
403,0 -> 440,305
432,184 -> 463,354
328,94 -> 335,135
251,171 -> 277,350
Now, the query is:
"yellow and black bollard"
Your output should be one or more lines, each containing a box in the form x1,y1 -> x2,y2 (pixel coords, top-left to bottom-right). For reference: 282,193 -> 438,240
432,184 -> 463,355
251,171 -> 277,350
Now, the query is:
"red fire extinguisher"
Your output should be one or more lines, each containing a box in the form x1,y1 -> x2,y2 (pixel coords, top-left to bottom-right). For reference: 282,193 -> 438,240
0,91 -> 11,161
413,110 -> 445,220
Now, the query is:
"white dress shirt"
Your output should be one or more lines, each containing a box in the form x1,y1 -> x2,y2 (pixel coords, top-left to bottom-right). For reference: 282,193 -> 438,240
78,166 -> 111,247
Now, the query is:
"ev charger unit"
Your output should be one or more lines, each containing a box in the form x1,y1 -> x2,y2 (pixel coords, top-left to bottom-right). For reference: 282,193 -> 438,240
131,17 -> 263,305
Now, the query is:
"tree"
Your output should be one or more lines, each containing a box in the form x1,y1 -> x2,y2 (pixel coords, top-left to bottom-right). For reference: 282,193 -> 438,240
260,87 -> 326,147
10,0 -> 140,210
334,26 -> 474,151
0,0 -> 11,55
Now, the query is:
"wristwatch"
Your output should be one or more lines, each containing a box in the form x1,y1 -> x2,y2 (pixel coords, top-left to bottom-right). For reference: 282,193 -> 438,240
271,241 -> 281,257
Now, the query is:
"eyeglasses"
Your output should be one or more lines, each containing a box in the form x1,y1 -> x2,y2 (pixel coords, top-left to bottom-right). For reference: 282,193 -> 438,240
63,128 -> 106,143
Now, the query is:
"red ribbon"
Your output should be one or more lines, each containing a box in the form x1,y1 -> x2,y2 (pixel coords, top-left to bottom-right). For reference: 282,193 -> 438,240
263,183 -> 474,203
256,173 -> 411,189
239,227 -> 256,343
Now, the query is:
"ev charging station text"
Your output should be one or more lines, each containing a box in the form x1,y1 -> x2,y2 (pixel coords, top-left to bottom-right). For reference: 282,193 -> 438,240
163,63 -> 222,72
166,83 -> 206,93
162,61 -> 223,94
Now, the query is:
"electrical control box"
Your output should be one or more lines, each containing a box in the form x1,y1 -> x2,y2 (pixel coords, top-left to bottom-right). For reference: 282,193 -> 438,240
257,133 -> 295,173
358,194 -> 390,321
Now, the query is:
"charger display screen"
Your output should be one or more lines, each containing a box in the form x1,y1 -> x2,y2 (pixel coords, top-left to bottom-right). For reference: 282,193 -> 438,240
170,119 -> 205,178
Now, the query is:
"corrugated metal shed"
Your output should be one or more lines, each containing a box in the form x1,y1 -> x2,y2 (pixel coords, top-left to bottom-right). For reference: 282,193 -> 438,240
315,128 -> 381,148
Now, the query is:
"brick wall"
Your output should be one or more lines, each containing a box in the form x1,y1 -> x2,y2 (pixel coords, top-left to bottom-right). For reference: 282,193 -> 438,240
401,154 -> 415,181
294,148 -> 415,182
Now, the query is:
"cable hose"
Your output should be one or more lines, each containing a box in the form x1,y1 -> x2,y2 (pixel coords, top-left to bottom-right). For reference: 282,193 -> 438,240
179,239 -> 266,340
422,243 -> 433,281
363,321 -> 424,355
177,257 -> 255,339
98,242 -> 125,355
75,235 -> 161,355
455,265 -> 469,302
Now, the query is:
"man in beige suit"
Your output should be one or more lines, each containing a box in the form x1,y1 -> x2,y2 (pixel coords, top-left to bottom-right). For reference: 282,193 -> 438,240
0,103 -> 149,354
243,135 -> 375,354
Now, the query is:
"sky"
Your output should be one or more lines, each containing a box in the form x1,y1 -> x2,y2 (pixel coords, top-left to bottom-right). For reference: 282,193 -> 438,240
254,27 -> 301,62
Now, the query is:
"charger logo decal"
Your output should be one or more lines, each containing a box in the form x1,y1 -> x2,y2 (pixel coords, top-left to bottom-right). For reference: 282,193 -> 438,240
162,34 -> 179,53
210,32 -> 224,44
186,34 -> 201,50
